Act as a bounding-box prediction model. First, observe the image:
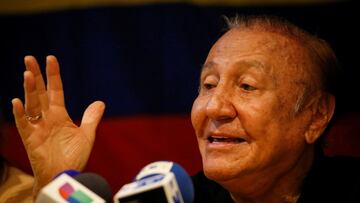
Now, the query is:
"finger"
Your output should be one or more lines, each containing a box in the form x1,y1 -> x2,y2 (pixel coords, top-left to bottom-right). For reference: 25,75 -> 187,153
24,56 -> 49,111
12,98 -> 32,137
46,55 -> 65,107
24,71 -> 42,117
80,101 -> 105,141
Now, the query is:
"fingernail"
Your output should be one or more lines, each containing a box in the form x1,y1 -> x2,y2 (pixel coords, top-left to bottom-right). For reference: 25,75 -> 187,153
24,55 -> 33,61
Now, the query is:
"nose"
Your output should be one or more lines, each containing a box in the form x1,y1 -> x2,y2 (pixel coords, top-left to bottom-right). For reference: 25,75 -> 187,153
206,90 -> 237,121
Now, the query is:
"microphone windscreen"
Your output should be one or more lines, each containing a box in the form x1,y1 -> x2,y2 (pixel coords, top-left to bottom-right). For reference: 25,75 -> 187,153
74,173 -> 112,203
170,163 -> 194,203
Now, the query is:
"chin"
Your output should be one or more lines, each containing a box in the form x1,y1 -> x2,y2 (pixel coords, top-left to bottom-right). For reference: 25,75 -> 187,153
202,158 -> 243,182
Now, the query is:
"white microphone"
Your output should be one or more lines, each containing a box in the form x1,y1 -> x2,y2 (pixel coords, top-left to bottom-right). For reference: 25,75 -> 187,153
36,171 -> 111,203
114,161 -> 194,203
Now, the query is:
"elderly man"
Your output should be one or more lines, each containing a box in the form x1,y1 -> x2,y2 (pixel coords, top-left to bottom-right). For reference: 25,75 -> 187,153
12,15 -> 358,202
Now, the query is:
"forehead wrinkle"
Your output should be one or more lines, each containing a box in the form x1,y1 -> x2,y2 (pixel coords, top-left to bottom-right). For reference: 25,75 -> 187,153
234,60 -> 266,73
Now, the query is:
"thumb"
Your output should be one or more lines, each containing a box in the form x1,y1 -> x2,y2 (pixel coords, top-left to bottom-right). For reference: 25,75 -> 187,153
80,101 -> 105,139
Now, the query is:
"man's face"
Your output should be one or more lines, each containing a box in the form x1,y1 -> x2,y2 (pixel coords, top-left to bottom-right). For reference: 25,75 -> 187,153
191,29 -> 314,185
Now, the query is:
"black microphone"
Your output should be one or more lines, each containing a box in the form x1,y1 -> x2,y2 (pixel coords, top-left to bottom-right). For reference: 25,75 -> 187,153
74,172 -> 112,203
36,170 -> 112,203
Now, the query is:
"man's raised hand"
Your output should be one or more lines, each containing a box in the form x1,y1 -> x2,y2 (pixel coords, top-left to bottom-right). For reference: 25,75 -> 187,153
11,55 -> 105,196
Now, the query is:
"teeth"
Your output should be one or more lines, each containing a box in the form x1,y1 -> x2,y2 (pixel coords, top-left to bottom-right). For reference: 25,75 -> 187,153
208,136 -> 244,143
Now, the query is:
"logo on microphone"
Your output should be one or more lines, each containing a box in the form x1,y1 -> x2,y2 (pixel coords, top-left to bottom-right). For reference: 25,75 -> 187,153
136,174 -> 165,188
59,182 -> 93,203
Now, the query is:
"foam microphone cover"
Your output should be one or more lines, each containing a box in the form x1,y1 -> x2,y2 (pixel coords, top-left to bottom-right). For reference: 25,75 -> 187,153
74,173 -> 112,203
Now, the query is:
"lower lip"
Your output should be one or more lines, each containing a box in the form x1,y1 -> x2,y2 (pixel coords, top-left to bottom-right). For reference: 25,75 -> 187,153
206,140 -> 247,150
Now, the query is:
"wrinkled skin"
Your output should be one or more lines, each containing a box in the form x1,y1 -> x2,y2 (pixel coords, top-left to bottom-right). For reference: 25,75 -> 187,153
191,29 -> 335,202
12,56 -> 105,196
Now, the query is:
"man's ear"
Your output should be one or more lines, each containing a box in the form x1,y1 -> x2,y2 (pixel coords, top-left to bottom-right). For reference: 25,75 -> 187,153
305,93 -> 335,144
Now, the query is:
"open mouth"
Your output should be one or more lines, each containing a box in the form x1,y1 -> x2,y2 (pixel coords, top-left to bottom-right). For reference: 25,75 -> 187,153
208,136 -> 245,143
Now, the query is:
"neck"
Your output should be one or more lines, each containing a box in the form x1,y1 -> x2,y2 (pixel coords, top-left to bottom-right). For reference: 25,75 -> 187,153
224,146 -> 315,203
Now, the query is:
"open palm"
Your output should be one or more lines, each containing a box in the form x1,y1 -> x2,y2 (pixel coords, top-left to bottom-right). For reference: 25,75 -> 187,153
12,55 -> 105,196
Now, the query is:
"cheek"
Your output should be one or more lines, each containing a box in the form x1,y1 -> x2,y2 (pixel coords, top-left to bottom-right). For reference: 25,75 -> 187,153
237,99 -> 277,134
191,97 -> 207,135
245,99 -> 307,158
191,97 -> 208,157
236,96 -> 294,155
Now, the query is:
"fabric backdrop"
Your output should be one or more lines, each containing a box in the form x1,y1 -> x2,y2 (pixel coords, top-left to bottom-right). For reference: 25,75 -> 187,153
0,0 -> 358,192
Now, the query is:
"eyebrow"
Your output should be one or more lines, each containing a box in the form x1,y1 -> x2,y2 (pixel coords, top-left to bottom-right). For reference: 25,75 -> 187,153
200,61 -> 216,72
201,59 -> 265,73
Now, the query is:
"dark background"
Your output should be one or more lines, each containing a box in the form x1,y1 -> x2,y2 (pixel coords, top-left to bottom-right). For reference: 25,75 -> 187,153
0,1 -> 358,121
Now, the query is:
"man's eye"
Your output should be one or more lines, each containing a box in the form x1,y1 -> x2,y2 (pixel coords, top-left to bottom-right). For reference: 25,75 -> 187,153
240,84 -> 256,91
203,83 -> 216,90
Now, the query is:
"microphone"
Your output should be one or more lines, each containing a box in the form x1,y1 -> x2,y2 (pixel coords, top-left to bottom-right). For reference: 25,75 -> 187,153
114,161 -> 194,203
36,171 -> 112,203
74,172 -> 112,202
